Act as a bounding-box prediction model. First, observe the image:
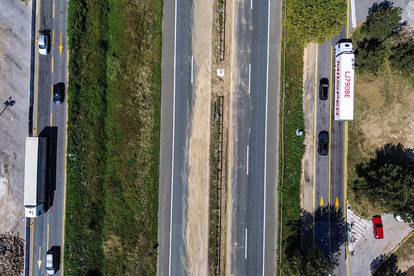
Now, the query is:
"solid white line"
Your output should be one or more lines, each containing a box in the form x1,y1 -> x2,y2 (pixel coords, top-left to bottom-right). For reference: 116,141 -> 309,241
245,228 -> 248,259
168,0 -> 178,274
191,56 -> 194,84
262,0 -> 271,274
246,145 -> 250,175
350,0 -> 357,28
250,0 -> 253,10
248,63 -> 251,94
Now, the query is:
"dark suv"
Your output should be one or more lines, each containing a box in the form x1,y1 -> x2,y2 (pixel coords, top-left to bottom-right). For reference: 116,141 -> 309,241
53,83 -> 65,104
318,131 -> 329,156
319,78 -> 329,100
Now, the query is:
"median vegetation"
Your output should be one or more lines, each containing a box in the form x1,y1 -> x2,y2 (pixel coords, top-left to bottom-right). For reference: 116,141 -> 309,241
279,0 -> 345,273
65,0 -> 162,274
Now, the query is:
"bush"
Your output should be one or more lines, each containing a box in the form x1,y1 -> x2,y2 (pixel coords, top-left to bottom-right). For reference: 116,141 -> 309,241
289,0 -> 346,43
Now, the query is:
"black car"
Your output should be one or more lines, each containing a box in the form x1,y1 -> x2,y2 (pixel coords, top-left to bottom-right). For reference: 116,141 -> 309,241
319,78 -> 329,100
46,246 -> 60,275
53,83 -> 65,104
318,131 -> 329,156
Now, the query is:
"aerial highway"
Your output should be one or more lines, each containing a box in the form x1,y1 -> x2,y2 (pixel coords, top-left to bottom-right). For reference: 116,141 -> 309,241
230,0 -> 281,275
157,0 -> 193,275
25,0 -> 68,275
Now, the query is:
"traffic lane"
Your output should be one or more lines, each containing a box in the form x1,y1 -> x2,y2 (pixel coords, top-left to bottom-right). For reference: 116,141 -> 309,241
314,42 -> 333,255
246,0 -> 270,274
170,0 -> 193,274
231,0 -> 252,274
263,0 -> 281,273
157,0 -> 175,272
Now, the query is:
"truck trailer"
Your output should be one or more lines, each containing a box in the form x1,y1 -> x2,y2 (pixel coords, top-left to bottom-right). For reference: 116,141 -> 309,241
334,40 -> 355,121
24,137 -> 47,218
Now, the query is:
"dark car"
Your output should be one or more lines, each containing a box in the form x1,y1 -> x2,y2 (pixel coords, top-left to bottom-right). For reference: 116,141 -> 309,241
372,215 -> 384,239
318,131 -> 329,156
319,78 -> 329,100
53,83 -> 65,104
46,246 -> 60,275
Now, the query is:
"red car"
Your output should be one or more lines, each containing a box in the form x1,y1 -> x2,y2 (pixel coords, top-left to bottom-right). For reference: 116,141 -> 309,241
372,215 -> 384,239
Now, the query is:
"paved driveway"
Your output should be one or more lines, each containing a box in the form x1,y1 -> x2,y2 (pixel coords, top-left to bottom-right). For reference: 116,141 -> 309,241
349,213 -> 412,275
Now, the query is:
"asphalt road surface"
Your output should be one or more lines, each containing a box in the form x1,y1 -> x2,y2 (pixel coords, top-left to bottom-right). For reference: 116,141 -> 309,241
312,22 -> 351,276
230,0 -> 281,275
25,0 -> 68,275
157,0 -> 193,275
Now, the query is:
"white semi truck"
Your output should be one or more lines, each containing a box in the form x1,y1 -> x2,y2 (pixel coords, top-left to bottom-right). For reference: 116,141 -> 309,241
334,40 -> 355,121
24,137 -> 47,218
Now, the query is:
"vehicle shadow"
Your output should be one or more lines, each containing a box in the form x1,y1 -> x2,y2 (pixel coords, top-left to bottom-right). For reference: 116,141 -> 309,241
39,126 -> 58,211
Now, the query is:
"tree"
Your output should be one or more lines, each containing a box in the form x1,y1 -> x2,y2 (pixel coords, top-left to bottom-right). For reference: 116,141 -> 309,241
352,144 -> 414,222
353,1 -> 406,73
362,1 -> 405,42
390,39 -> 414,74
291,0 -> 346,44
354,38 -> 387,73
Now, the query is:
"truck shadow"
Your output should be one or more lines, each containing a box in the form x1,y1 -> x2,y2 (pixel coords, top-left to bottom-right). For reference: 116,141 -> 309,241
39,126 -> 58,211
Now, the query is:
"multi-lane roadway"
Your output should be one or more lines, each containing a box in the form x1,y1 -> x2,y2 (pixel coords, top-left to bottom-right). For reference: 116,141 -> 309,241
157,0 -> 282,275
25,0 -> 68,275
230,0 -> 281,275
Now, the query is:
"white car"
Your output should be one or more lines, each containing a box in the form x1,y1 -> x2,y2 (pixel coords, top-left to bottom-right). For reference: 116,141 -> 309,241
46,247 -> 60,275
38,31 -> 50,56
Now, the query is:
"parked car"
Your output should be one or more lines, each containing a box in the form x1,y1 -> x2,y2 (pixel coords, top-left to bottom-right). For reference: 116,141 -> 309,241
319,78 -> 329,100
38,31 -> 50,56
46,246 -> 60,275
318,131 -> 329,156
53,83 -> 65,104
372,215 -> 384,239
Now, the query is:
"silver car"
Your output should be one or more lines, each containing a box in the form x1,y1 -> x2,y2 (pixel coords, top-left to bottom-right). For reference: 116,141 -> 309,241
38,31 -> 50,56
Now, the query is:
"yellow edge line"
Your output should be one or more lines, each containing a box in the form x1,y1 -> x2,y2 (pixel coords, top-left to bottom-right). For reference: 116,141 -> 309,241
34,0 -> 41,136
344,121 -> 350,276
346,0 -> 350,38
328,46 -> 333,252
61,101 -> 69,275
345,0 -> 351,273
29,220 -> 34,276
312,45 -> 318,244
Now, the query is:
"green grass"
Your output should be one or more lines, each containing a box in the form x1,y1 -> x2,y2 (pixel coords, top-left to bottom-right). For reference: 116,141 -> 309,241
65,0 -> 162,274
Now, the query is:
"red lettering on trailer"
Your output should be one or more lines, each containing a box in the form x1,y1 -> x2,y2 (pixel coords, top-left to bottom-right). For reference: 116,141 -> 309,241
335,60 -> 340,116
344,71 -> 352,98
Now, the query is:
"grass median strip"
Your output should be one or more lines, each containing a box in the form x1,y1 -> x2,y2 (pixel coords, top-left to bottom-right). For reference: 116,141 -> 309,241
65,0 -> 162,274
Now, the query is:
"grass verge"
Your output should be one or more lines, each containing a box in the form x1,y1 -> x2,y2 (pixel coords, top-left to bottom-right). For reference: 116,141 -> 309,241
65,0 -> 162,274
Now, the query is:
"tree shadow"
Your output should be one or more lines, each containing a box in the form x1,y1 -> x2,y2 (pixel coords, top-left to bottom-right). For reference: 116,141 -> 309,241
372,254 -> 406,276
356,143 -> 414,179
39,126 -> 58,211
284,208 -> 346,269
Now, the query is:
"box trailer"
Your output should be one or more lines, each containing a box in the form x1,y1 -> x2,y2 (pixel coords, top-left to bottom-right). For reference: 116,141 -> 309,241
334,40 -> 355,121
24,137 -> 47,218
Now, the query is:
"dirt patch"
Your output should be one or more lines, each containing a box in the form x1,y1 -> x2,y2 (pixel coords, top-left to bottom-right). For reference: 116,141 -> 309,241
185,0 -> 214,275
355,69 -> 414,158
301,43 -> 317,213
